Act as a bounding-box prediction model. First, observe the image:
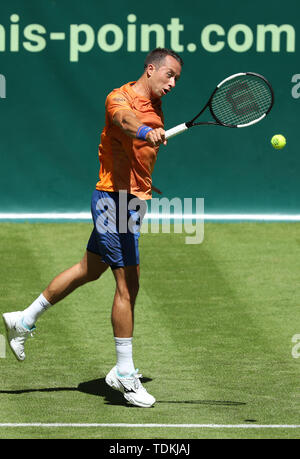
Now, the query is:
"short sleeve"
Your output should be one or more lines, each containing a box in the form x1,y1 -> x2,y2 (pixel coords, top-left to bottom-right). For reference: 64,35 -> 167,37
105,91 -> 133,120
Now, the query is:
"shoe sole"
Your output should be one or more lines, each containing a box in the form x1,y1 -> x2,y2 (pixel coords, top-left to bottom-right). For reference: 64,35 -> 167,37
124,392 -> 155,408
2,314 -> 24,362
105,370 -> 155,408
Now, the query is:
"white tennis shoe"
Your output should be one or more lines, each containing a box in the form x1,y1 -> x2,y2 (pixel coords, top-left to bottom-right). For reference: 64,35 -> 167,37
2,311 -> 35,361
105,366 -> 156,408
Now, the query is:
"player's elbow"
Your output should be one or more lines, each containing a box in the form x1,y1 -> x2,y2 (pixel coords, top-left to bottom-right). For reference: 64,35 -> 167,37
113,111 -> 131,130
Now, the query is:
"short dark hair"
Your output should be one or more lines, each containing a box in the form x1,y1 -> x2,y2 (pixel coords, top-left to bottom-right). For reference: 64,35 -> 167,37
144,48 -> 184,70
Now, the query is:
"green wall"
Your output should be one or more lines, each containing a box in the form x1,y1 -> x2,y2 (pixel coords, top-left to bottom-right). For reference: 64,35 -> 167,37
0,0 -> 299,214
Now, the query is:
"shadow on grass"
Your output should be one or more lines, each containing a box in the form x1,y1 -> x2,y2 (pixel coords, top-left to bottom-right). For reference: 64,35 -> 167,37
0,377 -> 246,407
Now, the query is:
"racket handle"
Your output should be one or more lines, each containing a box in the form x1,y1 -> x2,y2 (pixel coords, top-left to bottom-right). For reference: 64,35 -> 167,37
165,123 -> 188,140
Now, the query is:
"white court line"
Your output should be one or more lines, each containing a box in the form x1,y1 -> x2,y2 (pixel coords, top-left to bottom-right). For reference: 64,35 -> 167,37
0,423 -> 299,429
1,213 -> 300,221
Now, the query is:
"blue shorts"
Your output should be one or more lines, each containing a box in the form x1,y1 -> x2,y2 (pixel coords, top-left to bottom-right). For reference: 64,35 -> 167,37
87,190 -> 146,269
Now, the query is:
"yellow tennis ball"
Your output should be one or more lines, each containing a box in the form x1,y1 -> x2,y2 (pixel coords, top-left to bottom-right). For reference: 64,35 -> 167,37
271,134 -> 286,149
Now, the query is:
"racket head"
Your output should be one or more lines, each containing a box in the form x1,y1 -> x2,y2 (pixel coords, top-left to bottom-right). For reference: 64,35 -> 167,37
204,72 -> 274,128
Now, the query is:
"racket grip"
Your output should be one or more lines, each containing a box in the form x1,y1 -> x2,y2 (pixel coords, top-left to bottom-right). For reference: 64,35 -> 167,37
165,123 -> 188,140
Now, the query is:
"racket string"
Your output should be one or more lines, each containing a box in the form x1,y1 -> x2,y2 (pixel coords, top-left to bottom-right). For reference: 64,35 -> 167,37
210,75 -> 273,126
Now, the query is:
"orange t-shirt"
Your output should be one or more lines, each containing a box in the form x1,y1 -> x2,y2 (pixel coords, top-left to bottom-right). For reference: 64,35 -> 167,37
96,82 -> 164,200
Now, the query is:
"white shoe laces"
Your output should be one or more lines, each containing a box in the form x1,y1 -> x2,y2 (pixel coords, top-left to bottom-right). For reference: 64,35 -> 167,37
118,370 -> 146,393
16,321 -> 35,344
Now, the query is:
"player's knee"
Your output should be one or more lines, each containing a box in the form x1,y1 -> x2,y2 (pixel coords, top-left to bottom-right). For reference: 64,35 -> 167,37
78,263 -> 102,283
85,270 -> 102,282
78,254 -> 107,283
118,278 -> 139,302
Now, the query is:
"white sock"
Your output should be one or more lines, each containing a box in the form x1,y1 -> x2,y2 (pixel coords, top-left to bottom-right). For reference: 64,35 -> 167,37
22,293 -> 52,328
114,337 -> 135,376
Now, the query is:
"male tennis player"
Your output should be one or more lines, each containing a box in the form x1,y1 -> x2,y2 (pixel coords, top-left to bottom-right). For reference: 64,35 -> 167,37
2,48 -> 183,408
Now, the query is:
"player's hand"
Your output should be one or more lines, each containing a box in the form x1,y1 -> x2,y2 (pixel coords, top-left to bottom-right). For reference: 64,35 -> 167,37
145,128 -> 167,147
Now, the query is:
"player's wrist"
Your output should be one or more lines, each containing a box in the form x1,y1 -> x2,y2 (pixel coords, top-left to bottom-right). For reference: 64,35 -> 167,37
136,125 -> 153,140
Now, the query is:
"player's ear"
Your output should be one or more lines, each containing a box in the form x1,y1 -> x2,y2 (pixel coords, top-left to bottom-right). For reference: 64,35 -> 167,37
146,63 -> 155,77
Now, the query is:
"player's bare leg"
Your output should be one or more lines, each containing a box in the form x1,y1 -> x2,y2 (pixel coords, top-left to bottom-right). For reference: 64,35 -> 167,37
43,250 -> 109,305
2,250 -> 108,361
111,265 -> 140,338
106,265 -> 155,407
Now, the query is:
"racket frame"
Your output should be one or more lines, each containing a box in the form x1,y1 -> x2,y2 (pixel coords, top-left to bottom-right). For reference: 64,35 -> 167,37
165,72 -> 274,139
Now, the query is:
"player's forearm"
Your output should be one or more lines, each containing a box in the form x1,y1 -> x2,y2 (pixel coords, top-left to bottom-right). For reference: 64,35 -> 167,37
113,110 -> 166,146
113,110 -> 142,138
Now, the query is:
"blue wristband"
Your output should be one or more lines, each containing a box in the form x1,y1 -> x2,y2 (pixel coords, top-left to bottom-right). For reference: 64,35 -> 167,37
136,125 -> 153,140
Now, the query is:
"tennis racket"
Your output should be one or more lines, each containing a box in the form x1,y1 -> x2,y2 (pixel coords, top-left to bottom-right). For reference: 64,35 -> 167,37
165,72 -> 274,140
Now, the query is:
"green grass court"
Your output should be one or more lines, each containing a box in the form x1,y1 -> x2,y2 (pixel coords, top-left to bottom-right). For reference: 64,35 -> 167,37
0,222 -> 299,439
